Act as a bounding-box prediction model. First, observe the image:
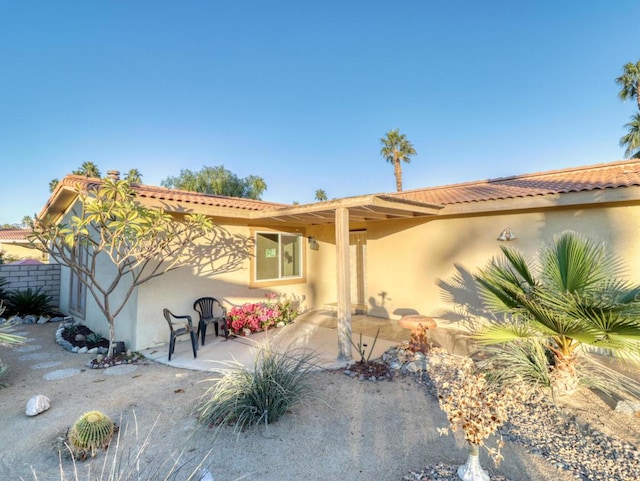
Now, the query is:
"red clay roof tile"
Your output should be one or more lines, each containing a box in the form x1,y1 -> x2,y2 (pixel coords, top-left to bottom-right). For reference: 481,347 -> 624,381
391,159 -> 640,205
57,175 -> 287,212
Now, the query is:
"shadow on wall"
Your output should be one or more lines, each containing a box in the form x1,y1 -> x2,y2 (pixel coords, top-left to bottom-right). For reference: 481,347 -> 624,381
190,226 -> 254,278
368,292 -> 389,318
435,263 -> 496,331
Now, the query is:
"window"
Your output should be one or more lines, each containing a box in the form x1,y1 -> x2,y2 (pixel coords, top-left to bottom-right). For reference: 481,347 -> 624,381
255,232 -> 302,282
69,244 -> 87,316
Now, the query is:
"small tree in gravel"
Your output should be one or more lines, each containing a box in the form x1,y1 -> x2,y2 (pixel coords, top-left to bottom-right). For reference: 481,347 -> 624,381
30,178 -> 251,358
428,349 -> 527,480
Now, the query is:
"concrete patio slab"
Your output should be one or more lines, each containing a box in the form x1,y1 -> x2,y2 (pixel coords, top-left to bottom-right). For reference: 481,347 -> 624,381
141,319 -> 398,372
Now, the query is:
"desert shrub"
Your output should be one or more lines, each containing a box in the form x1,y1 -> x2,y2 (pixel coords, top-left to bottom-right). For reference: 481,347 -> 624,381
5,287 -> 53,316
428,348 -> 527,466
196,341 -> 318,431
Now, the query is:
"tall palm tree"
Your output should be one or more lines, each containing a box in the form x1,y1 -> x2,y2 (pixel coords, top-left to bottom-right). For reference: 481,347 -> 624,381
474,231 -> 640,395
49,178 -> 59,193
616,60 -> 640,111
124,168 -> 143,184
380,129 -> 417,192
620,113 -> 640,158
314,189 -> 327,201
73,161 -> 101,178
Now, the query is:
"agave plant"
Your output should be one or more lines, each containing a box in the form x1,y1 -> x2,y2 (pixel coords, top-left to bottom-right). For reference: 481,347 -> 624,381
474,231 -> 640,396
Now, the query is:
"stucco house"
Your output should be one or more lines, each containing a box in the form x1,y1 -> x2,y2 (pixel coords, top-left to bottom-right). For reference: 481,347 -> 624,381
0,228 -> 46,263
37,159 -> 640,355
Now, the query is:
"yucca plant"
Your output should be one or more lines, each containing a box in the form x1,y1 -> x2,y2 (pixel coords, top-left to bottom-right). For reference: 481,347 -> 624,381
474,231 -> 640,397
196,340 -> 318,432
5,287 -> 53,316
68,411 -> 115,457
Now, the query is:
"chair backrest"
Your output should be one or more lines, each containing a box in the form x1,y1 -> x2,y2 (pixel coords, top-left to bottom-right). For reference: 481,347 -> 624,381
163,308 -> 192,335
193,297 -> 225,320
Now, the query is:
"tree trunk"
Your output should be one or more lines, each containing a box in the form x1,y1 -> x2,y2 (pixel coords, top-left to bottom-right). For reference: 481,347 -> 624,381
394,160 -> 403,192
550,353 -> 579,397
457,442 -> 489,481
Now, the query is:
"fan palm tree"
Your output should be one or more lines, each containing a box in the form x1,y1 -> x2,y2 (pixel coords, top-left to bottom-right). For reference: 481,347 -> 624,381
314,189 -> 327,201
616,60 -> 640,111
380,129 -> 417,192
124,168 -> 143,184
620,113 -> 640,158
474,231 -> 640,395
73,161 -> 101,178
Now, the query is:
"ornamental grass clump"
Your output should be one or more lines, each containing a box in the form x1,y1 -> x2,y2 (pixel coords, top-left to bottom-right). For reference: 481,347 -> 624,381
196,340 -> 318,432
427,349 -> 527,470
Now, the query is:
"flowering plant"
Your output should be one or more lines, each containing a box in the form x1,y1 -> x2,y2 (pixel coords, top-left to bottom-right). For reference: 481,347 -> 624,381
228,293 -> 305,335
427,348 -> 527,466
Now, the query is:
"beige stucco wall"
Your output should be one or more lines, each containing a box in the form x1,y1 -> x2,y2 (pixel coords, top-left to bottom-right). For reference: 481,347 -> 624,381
0,242 -> 46,262
364,203 -> 640,325
54,193 -> 640,351
134,224 -> 314,349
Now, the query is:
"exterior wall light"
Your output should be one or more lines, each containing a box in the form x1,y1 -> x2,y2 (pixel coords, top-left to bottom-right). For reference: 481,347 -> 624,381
497,228 -> 516,241
308,236 -> 319,250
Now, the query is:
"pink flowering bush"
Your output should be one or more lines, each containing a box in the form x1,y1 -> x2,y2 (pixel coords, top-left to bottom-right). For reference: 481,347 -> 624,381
228,293 -> 304,335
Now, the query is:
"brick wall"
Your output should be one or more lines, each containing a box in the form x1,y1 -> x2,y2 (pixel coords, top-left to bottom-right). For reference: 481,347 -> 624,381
0,264 -> 61,309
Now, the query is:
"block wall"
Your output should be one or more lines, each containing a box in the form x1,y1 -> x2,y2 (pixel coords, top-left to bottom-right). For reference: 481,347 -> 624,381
0,264 -> 61,309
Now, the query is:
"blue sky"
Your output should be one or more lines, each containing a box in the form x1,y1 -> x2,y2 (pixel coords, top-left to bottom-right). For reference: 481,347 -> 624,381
1,1 -> 639,225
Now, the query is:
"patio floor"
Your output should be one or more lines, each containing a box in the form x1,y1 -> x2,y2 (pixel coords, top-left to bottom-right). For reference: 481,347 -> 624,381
141,309 -> 413,372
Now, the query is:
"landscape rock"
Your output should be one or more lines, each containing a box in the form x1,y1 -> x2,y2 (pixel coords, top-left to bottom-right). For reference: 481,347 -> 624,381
615,400 -> 640,415
25,395 -> 50,416
37,316 -> 49,324
74,333 -> 86,342
23,315 -> 38,324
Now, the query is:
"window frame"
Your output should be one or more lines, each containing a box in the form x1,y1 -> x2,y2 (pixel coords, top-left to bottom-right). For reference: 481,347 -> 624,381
250,229 -> 306,288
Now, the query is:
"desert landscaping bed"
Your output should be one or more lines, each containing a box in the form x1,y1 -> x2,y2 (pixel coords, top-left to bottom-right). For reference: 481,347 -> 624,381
1,322 -> 640,480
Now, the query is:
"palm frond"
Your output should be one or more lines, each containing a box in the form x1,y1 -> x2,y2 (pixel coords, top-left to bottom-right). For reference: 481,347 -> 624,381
474,322 -> 539,345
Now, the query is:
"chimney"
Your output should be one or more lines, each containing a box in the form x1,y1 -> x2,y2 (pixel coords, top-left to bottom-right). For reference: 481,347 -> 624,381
106,170 -> 120,180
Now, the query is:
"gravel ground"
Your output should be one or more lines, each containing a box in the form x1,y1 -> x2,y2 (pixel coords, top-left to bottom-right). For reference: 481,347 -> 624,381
405,369 -> 640,481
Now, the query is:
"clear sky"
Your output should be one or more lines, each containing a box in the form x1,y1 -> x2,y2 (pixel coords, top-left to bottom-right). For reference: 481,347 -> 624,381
1,1 -> 639,225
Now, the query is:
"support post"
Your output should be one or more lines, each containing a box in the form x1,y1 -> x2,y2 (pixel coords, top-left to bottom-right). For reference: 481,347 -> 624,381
335,207 -> 352,361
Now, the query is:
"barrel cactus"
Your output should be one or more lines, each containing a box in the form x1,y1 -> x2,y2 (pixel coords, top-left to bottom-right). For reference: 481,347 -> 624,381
68,411 -> 115,456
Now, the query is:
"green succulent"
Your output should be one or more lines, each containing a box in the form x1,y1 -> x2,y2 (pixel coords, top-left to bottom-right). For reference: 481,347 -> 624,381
68,411 -> 115,456
85,332 -> 104,346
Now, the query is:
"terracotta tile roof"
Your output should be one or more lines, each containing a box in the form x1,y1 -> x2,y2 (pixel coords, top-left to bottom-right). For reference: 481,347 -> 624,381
391,160 -> 640,206
0,229 -> 31,241
57,175 -> 287,212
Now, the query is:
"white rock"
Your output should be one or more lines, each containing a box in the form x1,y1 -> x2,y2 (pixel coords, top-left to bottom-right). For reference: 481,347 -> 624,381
37,316 -> 49,324
24,315 -> 37,324
26,395 -> 51,416
615,400 -> 640,415
78,347 -> 88,354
